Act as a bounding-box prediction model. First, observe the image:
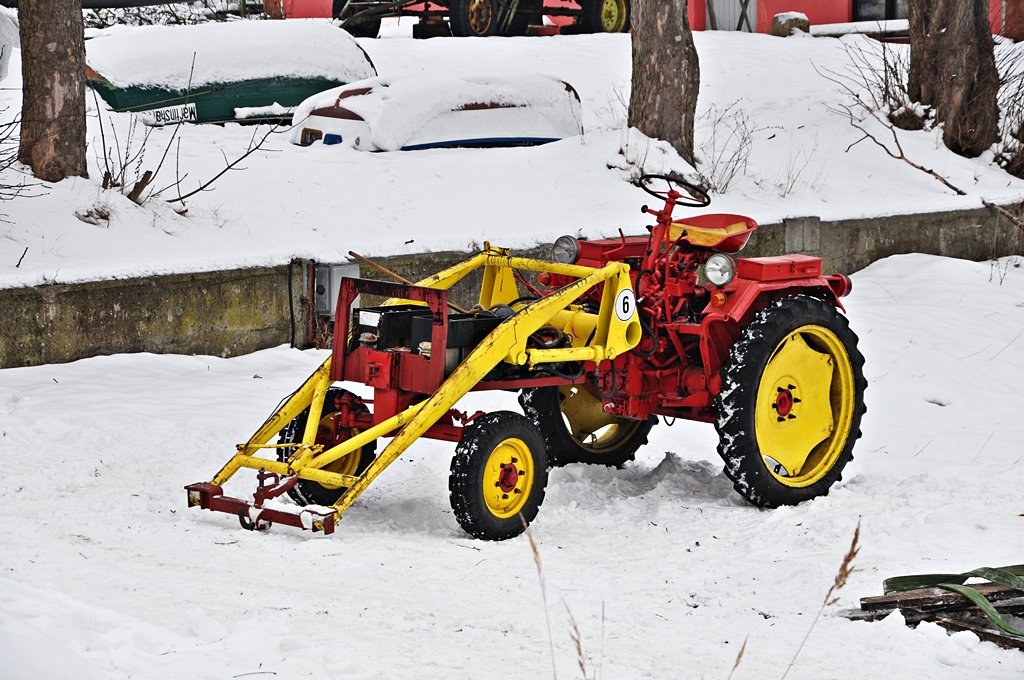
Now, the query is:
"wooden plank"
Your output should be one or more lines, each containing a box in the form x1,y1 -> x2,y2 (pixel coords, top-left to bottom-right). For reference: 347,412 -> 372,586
860,583 -> 1018,612
841,598 -> 1024,624
933,615 -> 1024,651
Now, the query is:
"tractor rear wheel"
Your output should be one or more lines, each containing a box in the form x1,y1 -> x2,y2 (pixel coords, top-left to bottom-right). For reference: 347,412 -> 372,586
715,296 -> 866,507
520,386 -> 653,467
449,411 -> 548,540
277,388 -> 376,507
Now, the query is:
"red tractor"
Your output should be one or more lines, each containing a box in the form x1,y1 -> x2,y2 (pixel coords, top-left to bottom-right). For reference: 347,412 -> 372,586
187,174 -> 866,540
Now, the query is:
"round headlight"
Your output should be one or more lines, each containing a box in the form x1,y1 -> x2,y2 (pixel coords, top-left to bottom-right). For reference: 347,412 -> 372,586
704,254 -> 736,287
551,235 -> 580,264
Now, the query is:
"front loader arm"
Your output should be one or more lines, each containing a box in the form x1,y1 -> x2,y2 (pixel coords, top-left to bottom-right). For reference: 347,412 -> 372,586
186,249 -> 640,535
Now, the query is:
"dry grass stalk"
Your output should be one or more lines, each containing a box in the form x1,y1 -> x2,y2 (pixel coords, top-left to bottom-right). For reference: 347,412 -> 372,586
827,523 -> 861,605
780,520 -> 861,680
564,603 -> 588,679
727,635 -> 748,680
522,516 -> 559,680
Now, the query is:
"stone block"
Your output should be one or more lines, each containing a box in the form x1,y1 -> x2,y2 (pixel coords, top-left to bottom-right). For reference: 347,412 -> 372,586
771,12 -> 810,37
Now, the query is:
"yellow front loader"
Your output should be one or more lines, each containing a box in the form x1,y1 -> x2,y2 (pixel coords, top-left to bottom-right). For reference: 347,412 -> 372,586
186,244 -> 641,540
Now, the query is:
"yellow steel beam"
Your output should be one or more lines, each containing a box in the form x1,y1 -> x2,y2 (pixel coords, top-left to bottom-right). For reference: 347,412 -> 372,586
300,368 -> 331,447
524,346 -> 604,366
384,252 -> 491,308
488,255 -> 597,279
414,251 -> 491,290
233,457 -> 360,488
205,248 -> 642,533
478,259 -> 520,309
329,261 -> 637,518
304,401 -> 426,471
210,358 -> 332,486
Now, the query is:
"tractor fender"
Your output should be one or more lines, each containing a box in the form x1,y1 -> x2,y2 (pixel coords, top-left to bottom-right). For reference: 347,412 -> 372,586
697,273 -> 846,386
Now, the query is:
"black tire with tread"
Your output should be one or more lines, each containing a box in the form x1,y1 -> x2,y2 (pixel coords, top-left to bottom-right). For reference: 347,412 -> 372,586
520,387 -> 653,467
714,295 -> 867,508
448,0 -> 499,37
578,0 -> 630,33
449,411 -> 548,540
277,388 -> 376,507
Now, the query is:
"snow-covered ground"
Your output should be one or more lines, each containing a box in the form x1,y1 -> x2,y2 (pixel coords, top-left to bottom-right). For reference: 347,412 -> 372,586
2,17 -> 1024,679
2,21 -> 1024,288
1,254 -> 1022,679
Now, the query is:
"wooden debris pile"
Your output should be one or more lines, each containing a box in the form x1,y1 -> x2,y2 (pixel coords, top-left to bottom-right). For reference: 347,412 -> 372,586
841,566 -> 1024,650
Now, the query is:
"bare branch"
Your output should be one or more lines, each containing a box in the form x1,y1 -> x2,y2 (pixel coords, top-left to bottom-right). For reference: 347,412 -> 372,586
143,52 -> 196,203
168,124 -> 279,204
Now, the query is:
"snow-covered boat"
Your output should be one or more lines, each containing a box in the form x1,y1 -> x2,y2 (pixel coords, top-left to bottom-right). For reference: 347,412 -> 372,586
290,73 -> 584,151
85,20 -> 377,125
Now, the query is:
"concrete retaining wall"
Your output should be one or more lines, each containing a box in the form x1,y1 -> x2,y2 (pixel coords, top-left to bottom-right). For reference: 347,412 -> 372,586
0,262 -> 310,369
2,205 -> 1022,368
745,206 -> 1024,274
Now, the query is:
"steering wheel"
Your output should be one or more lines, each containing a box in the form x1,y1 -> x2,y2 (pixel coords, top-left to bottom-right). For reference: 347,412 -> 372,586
637,173 -> 711,209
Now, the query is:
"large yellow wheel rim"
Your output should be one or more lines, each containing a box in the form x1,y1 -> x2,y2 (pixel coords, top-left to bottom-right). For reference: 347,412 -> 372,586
599,0 -> 627,32
754,325 -> 856,487
559,385 -> 646,453
315,413 -> 362,490
481,437 -> 534,519
467,0 -> 495,35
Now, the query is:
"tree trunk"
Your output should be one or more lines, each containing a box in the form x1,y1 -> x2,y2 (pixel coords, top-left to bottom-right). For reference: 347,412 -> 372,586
18,0 -> 88,182
907,0 -> 999,158
628,0 -> 700,166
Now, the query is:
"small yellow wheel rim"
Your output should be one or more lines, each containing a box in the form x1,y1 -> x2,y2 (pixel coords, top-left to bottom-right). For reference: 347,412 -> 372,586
481,437 -> 534,519
599,0 -> 627,32
754,325 -> 855,487
315,413 -> 362,490
560,385 -> 645,452
467,0 -> 494,34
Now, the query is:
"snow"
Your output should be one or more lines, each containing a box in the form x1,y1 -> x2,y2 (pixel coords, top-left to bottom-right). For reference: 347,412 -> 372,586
774,11 -> 809,23
0,9 -> 16,82
234,102 -> 294,119
84,20 -> 376,89
3,28 -> 1024,289
811,19 -> 910,37
1,253 -> 1023,678
291,73 -> 583,150
2,21 -> 1024,673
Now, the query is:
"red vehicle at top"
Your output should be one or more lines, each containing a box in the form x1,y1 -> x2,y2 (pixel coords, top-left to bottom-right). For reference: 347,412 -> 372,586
269,0 -> 1024,41
267,0 -> 632,38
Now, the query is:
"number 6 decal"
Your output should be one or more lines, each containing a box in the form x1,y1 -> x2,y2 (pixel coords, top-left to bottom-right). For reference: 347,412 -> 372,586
614,288 -> 636,322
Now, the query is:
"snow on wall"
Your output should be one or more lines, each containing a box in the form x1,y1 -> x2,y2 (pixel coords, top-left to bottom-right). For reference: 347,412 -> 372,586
84,19 -> 376,89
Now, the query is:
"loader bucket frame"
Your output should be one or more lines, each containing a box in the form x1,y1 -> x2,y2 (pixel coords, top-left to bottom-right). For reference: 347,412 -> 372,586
186,245 -> 641,534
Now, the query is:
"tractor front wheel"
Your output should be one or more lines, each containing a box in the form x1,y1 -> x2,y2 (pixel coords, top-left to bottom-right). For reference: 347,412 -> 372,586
715,296 -> 866,507
277,388 -> 377,507
520,386 -> 653,467
449,411 -> 548,540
